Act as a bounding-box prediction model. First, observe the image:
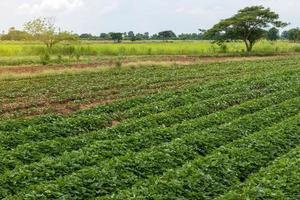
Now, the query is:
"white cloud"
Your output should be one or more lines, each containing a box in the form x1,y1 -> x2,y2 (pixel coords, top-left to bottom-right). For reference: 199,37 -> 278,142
18,0 -> 83,15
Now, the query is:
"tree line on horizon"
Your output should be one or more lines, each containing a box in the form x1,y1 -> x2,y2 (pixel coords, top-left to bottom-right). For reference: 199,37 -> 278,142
2,27 -> 300,43
0,28 -> 203,42
1,6 -> 300,52
79,31 -> 203,41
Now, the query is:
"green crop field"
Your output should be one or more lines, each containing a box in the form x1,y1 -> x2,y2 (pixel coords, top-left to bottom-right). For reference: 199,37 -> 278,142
1,2 -> 300,199
0,56 -> 300,199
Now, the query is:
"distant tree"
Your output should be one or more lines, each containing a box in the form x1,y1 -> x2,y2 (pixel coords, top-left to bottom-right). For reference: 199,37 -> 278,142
110,32 -> 123,43
151,34 -> 159,40
177,33 -> 188,40
205,6 -> 287,51
135,33 -> 145,41
287,28 -> 300,42
58,31 -> 79,43
1,27 -> 32,41
267,27 -> 279,41
177,32 -> 204,40
158,30 -> 176,41
24,17 -> 77,48
99,33 -> 111,40
144,32 -> 150,40
281,31 -> 289,40
80,33 -> 94,40
123,32 -> 128,39
128,31 -> 136,41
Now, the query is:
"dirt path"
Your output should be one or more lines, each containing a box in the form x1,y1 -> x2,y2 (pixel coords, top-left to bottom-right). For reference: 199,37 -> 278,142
1,54 -> 298,75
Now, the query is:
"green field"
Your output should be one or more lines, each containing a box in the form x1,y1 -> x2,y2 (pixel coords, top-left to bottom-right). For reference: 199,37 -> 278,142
1,2 -> 300,199
0,56 -> 299,118
0,55 -> 300,199
1,40 -> 299,56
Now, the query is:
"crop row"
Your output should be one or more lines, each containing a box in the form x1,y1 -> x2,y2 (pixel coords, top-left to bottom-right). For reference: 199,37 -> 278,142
2,58 -> 299,95
2,73 -> 299,168
0,61 -> 243,104
91,97 -> 298,199
1,83 -> 298,196
4,95 -> 300,199
1,64 -> 296,132
109,113 -> 300,200
0,78 -> 241,149
1,73 -> 298,169
0,59 -> 276,126
1,78 -> 299,174
0,76 -> 237,132
0,86 -> 285,193
0,115 -> 112,150
1,57 -> 299,118
1,63 -> 299,129
219,145 -> 300,200
0,71 -> 259,137
116,69 -> 299,120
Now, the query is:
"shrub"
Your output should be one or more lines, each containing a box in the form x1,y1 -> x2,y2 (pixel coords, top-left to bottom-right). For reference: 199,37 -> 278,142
40,51 -> 51,65
293,45 -> 300,52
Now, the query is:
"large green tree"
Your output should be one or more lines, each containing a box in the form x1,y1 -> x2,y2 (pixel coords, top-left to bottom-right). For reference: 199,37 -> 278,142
205,6 -> 287,51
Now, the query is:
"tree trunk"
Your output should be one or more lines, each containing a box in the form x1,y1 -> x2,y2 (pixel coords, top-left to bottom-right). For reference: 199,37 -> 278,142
244,40 -> 253,52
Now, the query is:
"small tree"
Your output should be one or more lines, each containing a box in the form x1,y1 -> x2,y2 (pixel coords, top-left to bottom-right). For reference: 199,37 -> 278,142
144,32 -> 150,40
281,31 -> 289,40
158,31 -> 176,41
267,27 -> 279,41
287,28 -> 300,42
135,33 -> 145,41
205,6 -> 287,52
110,32 -> 123,43
128,31 -> 136,41
99,33 -> 111,40
24,17 -> 77,49
79,33 -> 94,40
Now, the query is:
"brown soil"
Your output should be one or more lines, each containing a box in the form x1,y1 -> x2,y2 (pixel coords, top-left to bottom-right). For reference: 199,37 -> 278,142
111,120 -> 120,127
0,55 -> 295,75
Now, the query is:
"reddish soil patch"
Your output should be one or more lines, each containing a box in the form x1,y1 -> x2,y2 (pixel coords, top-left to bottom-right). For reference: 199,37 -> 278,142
111,120 -> 120,127
0,63 -> 101,74
79,99 -> 116,111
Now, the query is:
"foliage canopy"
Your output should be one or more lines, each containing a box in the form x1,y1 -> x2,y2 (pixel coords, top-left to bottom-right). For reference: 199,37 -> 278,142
205,6 -> 287,51
24,17 -> 78,48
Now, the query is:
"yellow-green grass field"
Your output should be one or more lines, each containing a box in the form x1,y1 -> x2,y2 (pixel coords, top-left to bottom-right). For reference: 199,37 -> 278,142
0,40 -> 299,66
0,40 -> 299,57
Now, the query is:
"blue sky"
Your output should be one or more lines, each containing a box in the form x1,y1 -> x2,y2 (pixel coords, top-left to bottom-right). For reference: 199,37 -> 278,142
1,0 -> 299,34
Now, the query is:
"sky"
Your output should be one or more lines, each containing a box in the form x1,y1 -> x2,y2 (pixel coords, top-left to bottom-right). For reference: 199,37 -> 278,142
0,0 -> 299,35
